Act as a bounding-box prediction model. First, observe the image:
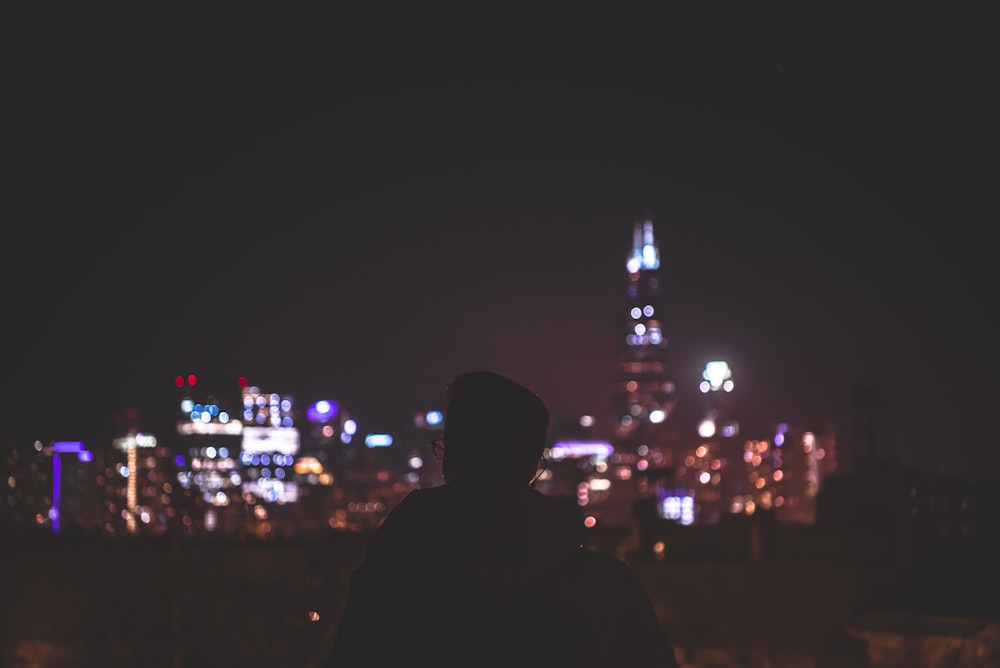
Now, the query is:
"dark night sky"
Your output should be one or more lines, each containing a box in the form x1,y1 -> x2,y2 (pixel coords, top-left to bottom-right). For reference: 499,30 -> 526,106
3,8 -> 996,474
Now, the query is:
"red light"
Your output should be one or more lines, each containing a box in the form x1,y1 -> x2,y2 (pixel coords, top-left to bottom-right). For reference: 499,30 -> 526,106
187,374 -> 197,386
238,376 -> 248,388
174,376 -> 184,387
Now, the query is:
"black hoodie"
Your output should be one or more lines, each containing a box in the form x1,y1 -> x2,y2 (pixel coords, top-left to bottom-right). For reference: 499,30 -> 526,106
326,483 -> 680,667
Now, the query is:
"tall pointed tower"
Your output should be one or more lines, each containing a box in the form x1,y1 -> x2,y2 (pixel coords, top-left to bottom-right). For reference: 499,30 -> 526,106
611,213 -> 677,458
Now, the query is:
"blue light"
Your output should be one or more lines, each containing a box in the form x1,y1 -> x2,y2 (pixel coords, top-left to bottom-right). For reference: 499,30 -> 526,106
365,434 -> 393,448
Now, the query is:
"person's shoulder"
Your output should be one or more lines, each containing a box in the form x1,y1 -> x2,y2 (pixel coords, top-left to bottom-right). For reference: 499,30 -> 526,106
375,485 -> 447,527
400,484 -> 447,503
361,486 -> 450,560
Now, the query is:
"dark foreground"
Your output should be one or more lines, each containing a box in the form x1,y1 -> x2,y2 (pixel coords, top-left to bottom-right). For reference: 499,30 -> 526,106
2,527 -> 998,668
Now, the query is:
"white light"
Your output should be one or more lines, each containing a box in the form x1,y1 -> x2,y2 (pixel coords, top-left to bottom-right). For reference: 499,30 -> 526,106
589,478 -> 611,491
649,409 -> 666,424
242,426 -> 301,455
626,257 -> 642,273
343,419 -> 357,435
579,415 -> 594,428
661,496 -> 681,520
698,419 -> 716,438
643,305 -> 654,317
425,410 -> 443,426
634,323 -> 646,335
630,307 -> 642,319
642,244 -> 658,269
181,399 -> 194,413
702,361 -> 732,389
680,496 -> 694,525
408,456 -> 424,469
699,471 -> 711,484
723,380 -> 734,392
177,421 -> 244,436
699,381 -> 710,393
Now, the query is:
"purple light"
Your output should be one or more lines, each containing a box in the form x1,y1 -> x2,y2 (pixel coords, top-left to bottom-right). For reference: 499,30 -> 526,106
174,455 -> 185,467
307,400 -> 339,424
51,454 -> 61,533
53,441 -> 84,453
52,445 -> 93,534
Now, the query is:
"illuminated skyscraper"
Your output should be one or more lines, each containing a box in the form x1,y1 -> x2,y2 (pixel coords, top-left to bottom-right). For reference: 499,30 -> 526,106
173,373 -> 244,533
674,361 -> 741,524
604,215 -> 680,531
611,215 -> 677,456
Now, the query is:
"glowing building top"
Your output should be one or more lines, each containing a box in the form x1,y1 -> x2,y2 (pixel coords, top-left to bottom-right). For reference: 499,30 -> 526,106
627,218 -> 660,273
612,214 -> 676,447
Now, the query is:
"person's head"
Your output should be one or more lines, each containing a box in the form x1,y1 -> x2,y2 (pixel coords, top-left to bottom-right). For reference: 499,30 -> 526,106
436,370 -> 549,486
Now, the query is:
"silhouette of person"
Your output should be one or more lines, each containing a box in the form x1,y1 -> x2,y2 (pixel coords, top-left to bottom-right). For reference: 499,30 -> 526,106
325,370 -> 680,667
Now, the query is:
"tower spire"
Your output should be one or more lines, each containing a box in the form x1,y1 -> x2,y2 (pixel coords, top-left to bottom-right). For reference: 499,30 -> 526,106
627,210 -> 660,273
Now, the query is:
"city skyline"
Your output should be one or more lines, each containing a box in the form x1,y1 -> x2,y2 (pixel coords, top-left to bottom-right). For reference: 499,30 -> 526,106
4,11 -> 994,476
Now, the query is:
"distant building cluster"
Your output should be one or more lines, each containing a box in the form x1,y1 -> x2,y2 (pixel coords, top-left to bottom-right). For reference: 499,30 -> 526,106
0,216 -> 985,552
